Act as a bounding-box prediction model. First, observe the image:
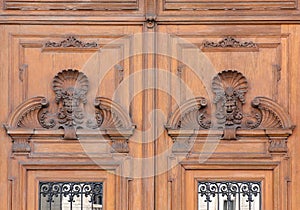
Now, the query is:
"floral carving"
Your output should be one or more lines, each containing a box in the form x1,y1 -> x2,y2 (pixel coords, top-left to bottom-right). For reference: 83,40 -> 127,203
44,36 -> 98,48
202,37 -> 257,48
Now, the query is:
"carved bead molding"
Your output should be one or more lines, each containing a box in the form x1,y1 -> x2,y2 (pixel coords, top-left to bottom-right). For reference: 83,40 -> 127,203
165,70 -> 294,153
202,37 -> 257,48
44,36 -> 98,48
5,69 -> 135,154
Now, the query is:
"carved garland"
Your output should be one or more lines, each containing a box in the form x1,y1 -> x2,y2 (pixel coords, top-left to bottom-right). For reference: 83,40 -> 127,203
165,70 -> 294,153
5,69 -> 135,154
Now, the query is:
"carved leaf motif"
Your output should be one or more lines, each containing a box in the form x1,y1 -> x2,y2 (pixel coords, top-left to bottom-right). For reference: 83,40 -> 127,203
111,140 -> 129,153
269,139 -> 288,152
197,111 -> 212,129
202,37 -> 257,48
12,139 -> 31,153
244,110 -> 262,129
44,36 -> 98,48
38,109 -> 56,129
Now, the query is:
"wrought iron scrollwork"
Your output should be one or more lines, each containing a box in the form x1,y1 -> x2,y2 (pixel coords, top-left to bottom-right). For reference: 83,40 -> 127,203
39,182 -> 103,210
198,181 -> 261,210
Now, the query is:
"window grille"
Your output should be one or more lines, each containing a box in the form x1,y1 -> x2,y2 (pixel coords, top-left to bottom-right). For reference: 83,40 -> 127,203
198,181 -> 261,210
39,182 -> 103,210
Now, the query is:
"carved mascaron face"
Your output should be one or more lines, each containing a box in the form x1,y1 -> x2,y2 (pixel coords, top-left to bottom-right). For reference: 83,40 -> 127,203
61,87 -> 81,111
224,87 -> 237,114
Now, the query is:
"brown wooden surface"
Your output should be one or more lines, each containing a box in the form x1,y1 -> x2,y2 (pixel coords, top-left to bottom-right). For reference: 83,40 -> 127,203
0,1 -> 300,210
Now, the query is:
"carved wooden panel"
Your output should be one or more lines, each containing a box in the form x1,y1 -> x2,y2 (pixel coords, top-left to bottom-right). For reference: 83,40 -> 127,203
5,69 -> 135,154
163,0 -> 297,11
154,25 -> 294,210
183,170 -> 274,210
159,0 -> 299,18
4,0 -> 140,11
8,31 -> 135,112
165,69 -> 294,150
2,25 -> 143,159
1,23 -> 299,210
22,165 -> 119,210
158,25 -> 290,113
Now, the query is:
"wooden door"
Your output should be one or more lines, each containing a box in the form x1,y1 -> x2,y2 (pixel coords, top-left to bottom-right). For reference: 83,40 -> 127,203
155,24 -> 294,210
0,1 -> 299,210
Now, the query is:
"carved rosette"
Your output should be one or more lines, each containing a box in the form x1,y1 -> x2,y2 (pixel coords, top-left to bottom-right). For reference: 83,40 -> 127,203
5,69 -> 135,154
166,70 -> 294,153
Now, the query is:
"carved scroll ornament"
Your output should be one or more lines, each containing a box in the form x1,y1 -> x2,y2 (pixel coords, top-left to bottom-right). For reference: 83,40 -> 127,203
44,36 -> 98,48
165,70 -> 294,153
5,69 -> 135,154
202,37 -> 257,49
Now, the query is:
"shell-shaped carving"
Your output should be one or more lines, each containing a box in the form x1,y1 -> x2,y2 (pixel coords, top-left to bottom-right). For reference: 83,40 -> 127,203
17,104 -> 43,128
212,70 -> 248,96
99,109 -> 124,128
165,97 -> 208,129
259,108 -> 282,128
7,97 -> 49,128
94,97 -> 134,130
177,107 -> 201,129
52,69 -> 89,99
251,97 -> 293,129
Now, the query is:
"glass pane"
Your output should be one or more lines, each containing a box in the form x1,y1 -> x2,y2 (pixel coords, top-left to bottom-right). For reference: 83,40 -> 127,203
198,181 -> 261,210
39,182 -> 103,210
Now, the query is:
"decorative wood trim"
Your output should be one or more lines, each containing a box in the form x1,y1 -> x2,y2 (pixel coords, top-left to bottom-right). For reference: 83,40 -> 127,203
5,69 -> 135,154
251,96 -> 293,129
203,37 -> 257,48
115,64 -> 124,84
4,0 -> 139,11
165,97 -> 208,130
163,0 -> 297,11
18,64 -> 28,82
43,36 -> 98,49
201,37 -> 259,52
7,96 -> 48,128
165,70 -> 294,154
